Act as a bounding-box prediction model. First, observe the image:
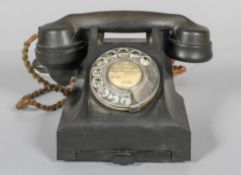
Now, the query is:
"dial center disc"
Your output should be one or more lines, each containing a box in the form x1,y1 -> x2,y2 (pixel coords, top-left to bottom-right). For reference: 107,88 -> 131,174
107,60 -> 142,89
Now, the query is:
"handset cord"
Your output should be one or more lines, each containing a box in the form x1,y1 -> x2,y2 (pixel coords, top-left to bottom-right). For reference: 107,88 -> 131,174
16,34 -> 74,111
16,34 -> 187,111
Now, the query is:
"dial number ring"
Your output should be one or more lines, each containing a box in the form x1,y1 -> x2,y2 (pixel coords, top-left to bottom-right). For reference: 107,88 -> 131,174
90,48 -> 160,112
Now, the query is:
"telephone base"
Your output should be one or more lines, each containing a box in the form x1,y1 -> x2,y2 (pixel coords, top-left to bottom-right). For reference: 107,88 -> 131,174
56,29 -> 191,165
57,92 -> 191,165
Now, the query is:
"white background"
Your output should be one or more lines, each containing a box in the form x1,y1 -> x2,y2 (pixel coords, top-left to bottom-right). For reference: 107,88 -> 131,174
0,0 -> 241,175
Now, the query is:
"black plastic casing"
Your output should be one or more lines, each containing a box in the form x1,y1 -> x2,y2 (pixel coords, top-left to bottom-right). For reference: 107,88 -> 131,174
34,11 -> 212,164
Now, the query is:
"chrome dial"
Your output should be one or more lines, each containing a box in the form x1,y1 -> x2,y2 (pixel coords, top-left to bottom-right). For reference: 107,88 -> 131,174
90,48 -> 160,112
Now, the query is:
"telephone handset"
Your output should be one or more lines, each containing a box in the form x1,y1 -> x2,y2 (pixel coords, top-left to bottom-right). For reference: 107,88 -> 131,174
18,11 -> 212,164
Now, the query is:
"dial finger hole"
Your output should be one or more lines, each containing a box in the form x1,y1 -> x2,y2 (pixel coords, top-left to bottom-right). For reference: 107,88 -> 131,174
120,96 -> 131,106
105,50 -> 117,58
108,94 -> 119,104
92,78 -> 103,88
131,49 -> 141,56
96,57 -> 106,66
117,48 -> 129,58
140,56 -> 151,66
130,49 -> 142,60
92,67 -> 103,77
97,87 -> 109,98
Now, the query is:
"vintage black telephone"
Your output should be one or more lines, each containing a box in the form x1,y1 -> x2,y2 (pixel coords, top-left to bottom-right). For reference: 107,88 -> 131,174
17,11 -> 212,165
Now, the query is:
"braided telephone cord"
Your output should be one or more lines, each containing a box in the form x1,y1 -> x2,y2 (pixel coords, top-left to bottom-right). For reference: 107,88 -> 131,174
16,34 -> 74,111
172,60 -> 187,76
16,34 -> 186,111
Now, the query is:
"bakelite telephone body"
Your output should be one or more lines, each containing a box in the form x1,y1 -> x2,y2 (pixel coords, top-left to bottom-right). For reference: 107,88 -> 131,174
31,11 -> 212,164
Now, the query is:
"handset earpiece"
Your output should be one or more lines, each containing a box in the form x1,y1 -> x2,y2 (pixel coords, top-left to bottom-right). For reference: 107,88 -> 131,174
166,21 -> 212,63
36,24 -> 87,85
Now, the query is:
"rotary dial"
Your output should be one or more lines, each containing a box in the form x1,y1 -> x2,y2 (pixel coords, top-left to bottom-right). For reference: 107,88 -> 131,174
90,48 -> 160,112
